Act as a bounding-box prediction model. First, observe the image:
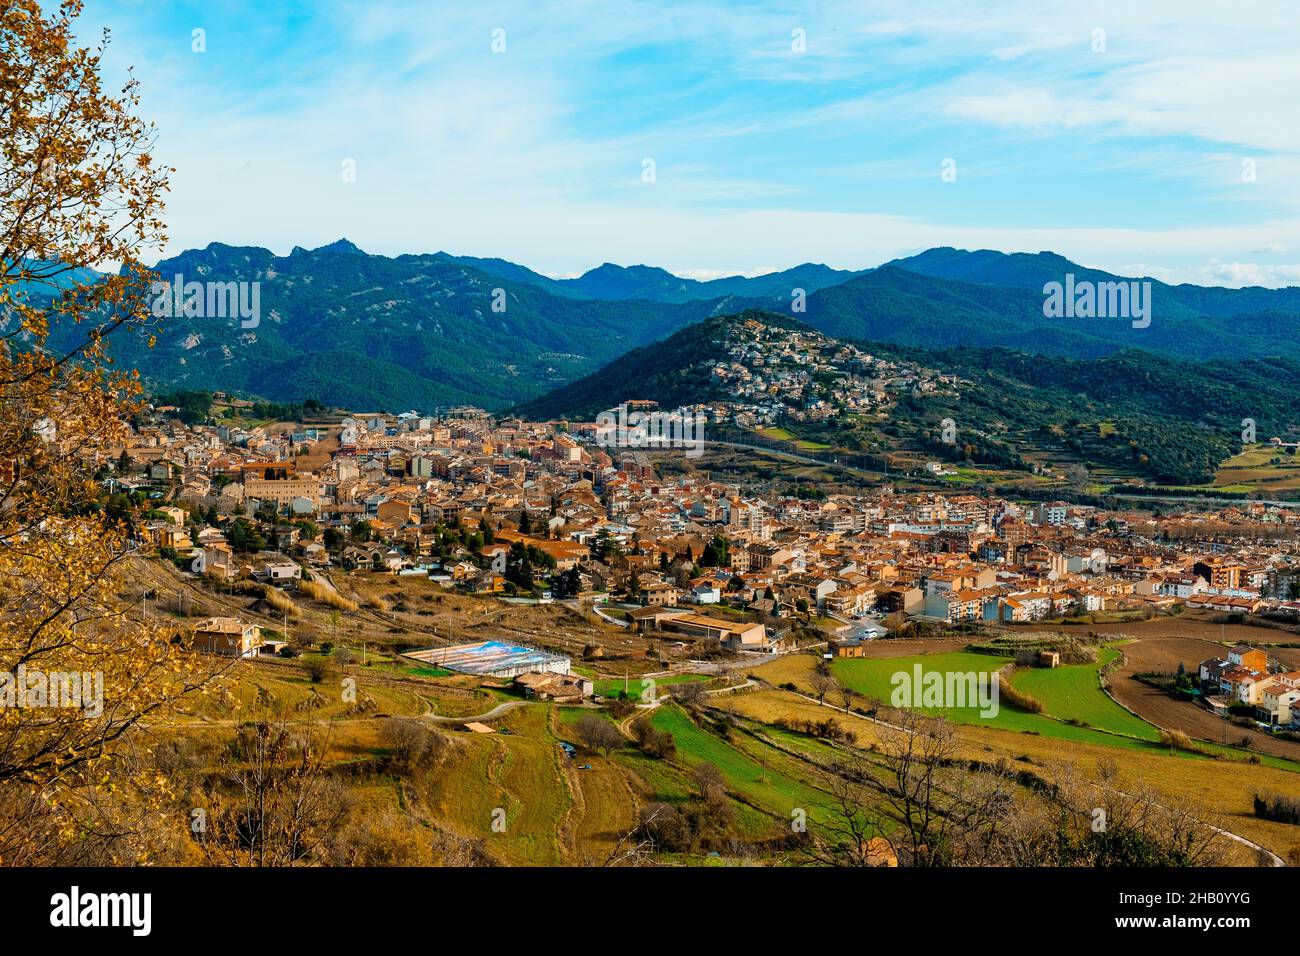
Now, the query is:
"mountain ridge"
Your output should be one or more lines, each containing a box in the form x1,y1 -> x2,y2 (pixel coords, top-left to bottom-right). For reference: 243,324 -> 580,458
42,241 -> 1300,412
512,308 -> 1300,486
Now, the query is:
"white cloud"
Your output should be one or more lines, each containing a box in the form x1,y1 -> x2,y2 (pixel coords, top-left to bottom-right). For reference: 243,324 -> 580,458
1110,260 -> 1300,288
89,0 -> 1300,286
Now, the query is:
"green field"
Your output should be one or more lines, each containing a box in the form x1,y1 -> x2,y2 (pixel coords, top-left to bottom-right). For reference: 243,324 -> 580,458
832,651 -> 1007,704
753,426 -> 830,451
648,706 -> 834,826
422,705 -> 572,865
1009,648 -> 1160,741
831,651 -> 1167,752
405,665 -> 452,677
594,672 -> 710,699
559,702 -> 832,833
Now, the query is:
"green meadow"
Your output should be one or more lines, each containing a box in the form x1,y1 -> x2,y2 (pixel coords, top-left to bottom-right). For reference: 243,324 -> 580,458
831,651 -> 1166,751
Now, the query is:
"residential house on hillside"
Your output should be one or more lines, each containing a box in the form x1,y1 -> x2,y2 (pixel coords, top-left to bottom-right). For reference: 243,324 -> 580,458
1199,645 -> 1270,704
190,617 -> 263,658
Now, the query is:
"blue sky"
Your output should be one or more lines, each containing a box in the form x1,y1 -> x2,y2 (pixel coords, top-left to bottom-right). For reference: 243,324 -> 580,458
87,1 -> 1300,286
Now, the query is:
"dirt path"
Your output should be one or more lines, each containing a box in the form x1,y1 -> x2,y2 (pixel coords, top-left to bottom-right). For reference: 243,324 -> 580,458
1104,636 -> 1300,760
1012,621 -> 1300,759
550,708 -> 641,864
552,709 -> 586,862
424,699 -> 532,724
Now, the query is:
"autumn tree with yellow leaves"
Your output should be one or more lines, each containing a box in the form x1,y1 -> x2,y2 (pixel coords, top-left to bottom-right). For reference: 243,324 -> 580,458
0,0 -> 212,864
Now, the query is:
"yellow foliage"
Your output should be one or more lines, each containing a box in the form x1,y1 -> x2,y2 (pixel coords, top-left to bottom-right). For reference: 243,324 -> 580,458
0,0 -> 197,864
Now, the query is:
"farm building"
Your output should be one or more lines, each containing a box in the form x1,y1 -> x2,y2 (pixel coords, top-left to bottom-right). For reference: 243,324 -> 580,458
405,640 -> 571,679
629,608 -> 769,650
829,637 -> 870,658
514,671 -> 593,702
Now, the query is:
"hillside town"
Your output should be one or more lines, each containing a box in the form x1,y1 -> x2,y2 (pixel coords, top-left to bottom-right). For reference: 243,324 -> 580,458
95,394 -> 1300,729
686,316 -> 963,429
11,0 -> 1300,913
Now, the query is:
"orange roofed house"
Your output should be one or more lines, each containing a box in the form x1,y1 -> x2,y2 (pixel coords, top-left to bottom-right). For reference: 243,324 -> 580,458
190,617 -> 264,658
1199,644 -> 1270,704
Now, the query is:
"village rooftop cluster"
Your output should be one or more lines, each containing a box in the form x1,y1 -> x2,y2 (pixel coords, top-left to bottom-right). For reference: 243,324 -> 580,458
91,392 -> 1300,728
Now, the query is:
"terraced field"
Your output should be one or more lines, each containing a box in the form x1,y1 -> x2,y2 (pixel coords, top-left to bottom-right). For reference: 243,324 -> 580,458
159,629 -> 1300,866
176,656 -> 431,723
648,705 -> 836,829
558,755 -> 638,860
785,643 -> 1277,754
712,687 -> 1300,862
423,705 -> 572,865
559,705 -> 787,840
1207,445 -> 1300,493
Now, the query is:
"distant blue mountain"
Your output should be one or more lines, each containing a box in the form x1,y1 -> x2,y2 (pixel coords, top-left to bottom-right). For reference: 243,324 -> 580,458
885,246 -> 1300,316
29,240 -> 1300,412
430,256 -> 865,304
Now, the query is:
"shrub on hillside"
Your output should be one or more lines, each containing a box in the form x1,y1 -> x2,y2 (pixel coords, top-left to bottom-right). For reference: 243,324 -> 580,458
299,578 -> 359,612
997,674 -> 1043,714
1159,728 -> 1198,753
303,657 -> 331,683
379,719 -> 447,774
630,718 -> 676,759
574,715 -> 623,755
1254,793 -> 1300,825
